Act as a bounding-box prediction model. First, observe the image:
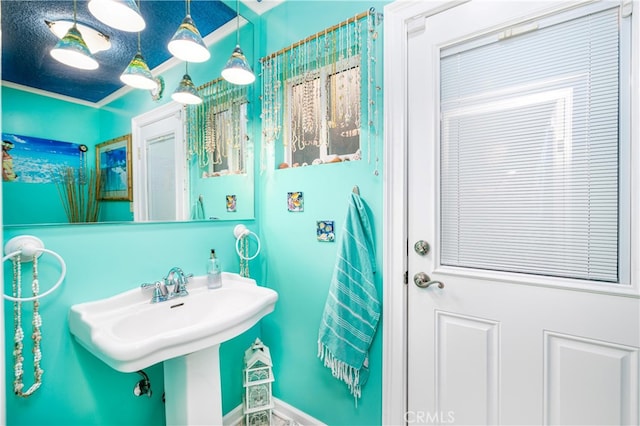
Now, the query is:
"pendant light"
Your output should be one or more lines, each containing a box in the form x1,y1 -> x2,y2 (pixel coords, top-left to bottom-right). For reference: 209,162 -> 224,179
88,0 -> 145,32
50,0 -> 99,70
168,0 -> 210,63
120,1 -> 156,90
172,63 -> 203,105
46,20 -> 111,54
221,0 -> 255,85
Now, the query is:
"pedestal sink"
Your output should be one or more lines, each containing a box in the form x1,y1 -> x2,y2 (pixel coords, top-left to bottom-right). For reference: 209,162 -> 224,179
68,272 -> 278,425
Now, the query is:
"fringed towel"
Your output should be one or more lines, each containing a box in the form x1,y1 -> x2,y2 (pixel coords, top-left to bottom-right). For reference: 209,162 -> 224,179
317,191 -> 380,405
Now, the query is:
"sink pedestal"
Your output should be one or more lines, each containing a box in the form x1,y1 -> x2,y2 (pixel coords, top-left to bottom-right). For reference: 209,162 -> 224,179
164,345 -> 223,426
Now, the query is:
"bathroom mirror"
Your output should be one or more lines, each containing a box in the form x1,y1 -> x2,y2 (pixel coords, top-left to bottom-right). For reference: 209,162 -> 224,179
1,1 -> 255,226
2,108 -> 255,226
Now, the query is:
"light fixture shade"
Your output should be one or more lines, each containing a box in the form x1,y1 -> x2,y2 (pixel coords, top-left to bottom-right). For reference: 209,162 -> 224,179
50,26 -> 99,70
168,15 -> 210,63
221,45 -> 255,85
120,53 -> 157,90
88,0 -> 145,32
172,73 -> 203,105
46,19 -> 111,54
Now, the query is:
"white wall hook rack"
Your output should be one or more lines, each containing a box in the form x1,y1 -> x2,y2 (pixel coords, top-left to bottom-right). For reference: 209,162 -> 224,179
4,235 -> 45,263
2,235 -> 67,301
233,225 -> 261,261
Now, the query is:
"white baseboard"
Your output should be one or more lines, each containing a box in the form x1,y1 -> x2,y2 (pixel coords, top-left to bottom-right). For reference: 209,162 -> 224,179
272,397 -> 326,425
223,397 -> 326,426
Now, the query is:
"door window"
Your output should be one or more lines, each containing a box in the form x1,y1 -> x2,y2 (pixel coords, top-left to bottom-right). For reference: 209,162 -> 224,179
439,5 -> 629,283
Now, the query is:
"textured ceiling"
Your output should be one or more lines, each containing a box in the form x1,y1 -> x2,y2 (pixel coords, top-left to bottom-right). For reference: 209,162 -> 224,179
1,0 -> 237,104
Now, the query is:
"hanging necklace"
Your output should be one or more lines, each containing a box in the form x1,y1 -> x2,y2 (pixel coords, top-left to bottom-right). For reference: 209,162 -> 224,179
12,254 -> 43,397
239,235 -> 250,278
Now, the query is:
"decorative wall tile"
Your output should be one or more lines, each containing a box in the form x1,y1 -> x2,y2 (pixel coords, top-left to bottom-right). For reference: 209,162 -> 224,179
317,220 -> 335,242
287,192 -> 304,212
226,195 -> 237,212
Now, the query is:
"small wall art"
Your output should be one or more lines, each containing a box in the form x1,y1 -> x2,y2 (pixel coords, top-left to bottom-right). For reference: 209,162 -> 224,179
317,220 -> 335,242
287,192 -> 304,212
96,134 -> 132,201
226,195 -> 237,212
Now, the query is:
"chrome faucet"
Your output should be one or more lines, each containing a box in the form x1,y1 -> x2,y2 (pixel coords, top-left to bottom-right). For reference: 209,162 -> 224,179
140,267 -> 193,303
163,267 -> 193,298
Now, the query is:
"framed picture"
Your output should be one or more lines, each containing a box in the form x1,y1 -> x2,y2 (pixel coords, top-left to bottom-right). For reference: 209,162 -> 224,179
96,134 -> 132,201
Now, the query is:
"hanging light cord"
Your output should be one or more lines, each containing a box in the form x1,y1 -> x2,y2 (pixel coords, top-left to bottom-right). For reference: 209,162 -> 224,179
235,0 -> 240,45
72,0 -> 78,27
187,0 -> 191,16
137,0 -> 142,53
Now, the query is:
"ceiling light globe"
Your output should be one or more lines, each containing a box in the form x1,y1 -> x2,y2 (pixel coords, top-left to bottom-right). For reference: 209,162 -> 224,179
120,53 -> 157,90
88,0 -> 146,32
221,45 -> 255,85
172,74 -> 203,105
50,26 -> 99,70
168,15 -> 210,63
121,74 -> 158,90
171,91 -> 203,105
46,20 -> 111,54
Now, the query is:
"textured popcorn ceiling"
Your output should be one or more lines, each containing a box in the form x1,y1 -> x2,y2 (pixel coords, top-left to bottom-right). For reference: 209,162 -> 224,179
1,0 -> 237,104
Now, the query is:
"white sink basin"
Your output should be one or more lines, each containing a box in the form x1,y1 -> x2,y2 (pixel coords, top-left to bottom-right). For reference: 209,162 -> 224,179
68,272 -> 278,373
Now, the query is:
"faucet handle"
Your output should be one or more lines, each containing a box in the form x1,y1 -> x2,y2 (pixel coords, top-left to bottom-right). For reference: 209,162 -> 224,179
141,281 -> 168,303
171,275 -> 190,297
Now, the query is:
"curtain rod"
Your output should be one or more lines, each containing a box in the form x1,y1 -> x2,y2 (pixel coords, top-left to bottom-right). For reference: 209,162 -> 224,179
196,76 -> 225,91
260,9 -> 371,62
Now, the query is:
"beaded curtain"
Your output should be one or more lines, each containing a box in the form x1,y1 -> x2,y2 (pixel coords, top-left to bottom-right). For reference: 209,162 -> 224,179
260,8 -> 382,174
187,79 -> 249,173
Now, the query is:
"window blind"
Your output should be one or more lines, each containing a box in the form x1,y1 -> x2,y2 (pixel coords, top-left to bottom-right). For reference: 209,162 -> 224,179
439,7 -> 620,282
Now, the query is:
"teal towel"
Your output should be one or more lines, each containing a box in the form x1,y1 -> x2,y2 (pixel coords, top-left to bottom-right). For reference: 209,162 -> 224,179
318,192 -> 380,403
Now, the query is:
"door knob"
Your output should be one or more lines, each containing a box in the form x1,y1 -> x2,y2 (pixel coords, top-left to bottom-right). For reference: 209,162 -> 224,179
414,240 -> 430,256
413,272 -> 444,289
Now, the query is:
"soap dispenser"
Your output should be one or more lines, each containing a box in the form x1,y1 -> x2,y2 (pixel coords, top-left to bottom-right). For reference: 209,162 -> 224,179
207,249 -> 222,289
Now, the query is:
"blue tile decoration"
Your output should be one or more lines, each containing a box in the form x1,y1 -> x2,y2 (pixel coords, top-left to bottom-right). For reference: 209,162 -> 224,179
226,195 -> 237,212
287,192 -> 304,212
317,220 -> 335,242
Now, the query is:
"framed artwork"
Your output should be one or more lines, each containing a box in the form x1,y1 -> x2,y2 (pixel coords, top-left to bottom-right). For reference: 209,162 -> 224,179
1,133 -> 84,183
96,134 -> 132,201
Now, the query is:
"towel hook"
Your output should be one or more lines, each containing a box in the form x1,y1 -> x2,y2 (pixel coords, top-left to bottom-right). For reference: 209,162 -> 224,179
2,235 -> 67,302
233,224 -> 261,261
352,185 -> 360,195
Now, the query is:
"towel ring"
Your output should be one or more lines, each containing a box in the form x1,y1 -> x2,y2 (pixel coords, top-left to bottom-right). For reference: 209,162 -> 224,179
2,235 -> 67,302
233,224 -> 261,261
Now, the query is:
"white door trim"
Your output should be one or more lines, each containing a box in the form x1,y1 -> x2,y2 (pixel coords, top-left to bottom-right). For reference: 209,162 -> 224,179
382,2 -> 467,424
131,101 -> 187,221
382,1 -> 640,424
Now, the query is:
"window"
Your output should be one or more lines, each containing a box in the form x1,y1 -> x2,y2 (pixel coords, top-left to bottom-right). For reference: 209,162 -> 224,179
206,103 -> 248,176
286,57 -> 361,166
186,81 -> 248,177
260,11 -> 382,172
439,5 -> 628,283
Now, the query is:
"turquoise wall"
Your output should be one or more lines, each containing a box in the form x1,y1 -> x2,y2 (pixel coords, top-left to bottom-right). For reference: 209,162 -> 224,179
2,88 -> 102,225
3,222 -> 260,425
255,2 -> 386,425
3,1 -> 389,425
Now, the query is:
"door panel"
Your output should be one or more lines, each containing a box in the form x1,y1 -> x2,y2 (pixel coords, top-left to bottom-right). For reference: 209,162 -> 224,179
436,311 -> 499,425
544,332 -> 639,425
406,2 -> 640,425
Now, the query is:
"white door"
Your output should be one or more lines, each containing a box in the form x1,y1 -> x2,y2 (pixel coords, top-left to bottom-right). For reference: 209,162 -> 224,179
406,1 -> 639,425
132,102 -> 187,221
146,134 -> 177,221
